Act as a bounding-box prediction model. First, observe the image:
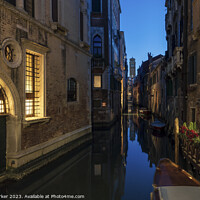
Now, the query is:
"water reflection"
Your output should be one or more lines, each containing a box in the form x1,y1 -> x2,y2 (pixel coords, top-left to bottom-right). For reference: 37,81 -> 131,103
1,110 -> 200,199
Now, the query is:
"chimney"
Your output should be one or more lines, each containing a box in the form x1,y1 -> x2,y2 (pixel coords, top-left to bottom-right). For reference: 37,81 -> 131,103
148,52 -> 152,61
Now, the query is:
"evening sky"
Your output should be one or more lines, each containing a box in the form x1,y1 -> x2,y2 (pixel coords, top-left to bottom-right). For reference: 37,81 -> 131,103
120,0 -> 167,75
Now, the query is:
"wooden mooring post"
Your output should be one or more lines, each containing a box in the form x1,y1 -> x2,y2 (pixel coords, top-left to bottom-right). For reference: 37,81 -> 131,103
175,118 -> 179,165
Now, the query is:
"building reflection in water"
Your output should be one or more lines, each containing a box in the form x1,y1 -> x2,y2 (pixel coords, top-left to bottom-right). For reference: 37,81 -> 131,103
91,116 -> 128,200
0,117 -> 128,200
1,113 -> 200,199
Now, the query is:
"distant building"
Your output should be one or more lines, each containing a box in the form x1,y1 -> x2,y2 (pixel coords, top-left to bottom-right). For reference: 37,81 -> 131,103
132,76 -> 140,106
129,58 -> 136,78
90,0 -> 122,126
120,31 -> 128,113
137,53 -> 163,108
148,56 -> 165,117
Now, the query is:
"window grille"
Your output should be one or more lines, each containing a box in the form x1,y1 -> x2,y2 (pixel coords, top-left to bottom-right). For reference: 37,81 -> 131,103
25,52 -> 40,117
0,85 -> 9,114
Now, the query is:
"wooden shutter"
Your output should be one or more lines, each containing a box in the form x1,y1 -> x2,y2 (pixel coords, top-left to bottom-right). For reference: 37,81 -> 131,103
80,12 -> 83,41
52,0 -> 58,22
188,56 -> 192,84
193,52 -> 197,83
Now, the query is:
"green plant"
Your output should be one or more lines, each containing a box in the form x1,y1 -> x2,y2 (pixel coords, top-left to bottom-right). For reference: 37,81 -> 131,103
189,122 -> 194,130
193,122 -> 197,132
183,122 -> 187,128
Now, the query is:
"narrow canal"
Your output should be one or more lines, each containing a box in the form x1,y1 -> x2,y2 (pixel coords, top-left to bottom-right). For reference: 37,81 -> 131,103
1,108 -> 199,200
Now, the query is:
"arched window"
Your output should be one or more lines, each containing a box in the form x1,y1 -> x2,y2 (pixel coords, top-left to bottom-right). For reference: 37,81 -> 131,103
93,35 -> 102,58
0,85 -> 9,114
67,78 -> 77,102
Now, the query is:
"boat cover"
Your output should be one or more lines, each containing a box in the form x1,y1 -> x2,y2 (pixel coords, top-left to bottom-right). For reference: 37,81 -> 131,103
151,121 -> 165,128
159,186 -> 200,200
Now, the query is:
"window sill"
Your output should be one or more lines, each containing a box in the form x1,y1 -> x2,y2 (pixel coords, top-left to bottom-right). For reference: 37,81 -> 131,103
23,117 -> 51,128
67,101 -> 79,105
189,83 -> 197,87
188,83 -> 197,91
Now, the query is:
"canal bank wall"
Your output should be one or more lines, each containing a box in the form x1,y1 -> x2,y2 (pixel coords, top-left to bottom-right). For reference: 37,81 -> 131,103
0,130 -> 92,183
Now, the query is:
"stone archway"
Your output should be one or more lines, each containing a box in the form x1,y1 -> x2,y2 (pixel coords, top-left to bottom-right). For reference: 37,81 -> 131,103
0,69 -> 22,169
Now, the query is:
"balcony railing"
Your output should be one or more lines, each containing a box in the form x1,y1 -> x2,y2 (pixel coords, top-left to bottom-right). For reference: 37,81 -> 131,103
92,58 -> 105,69
166,47 -> 183,76
173,47 -> 183,69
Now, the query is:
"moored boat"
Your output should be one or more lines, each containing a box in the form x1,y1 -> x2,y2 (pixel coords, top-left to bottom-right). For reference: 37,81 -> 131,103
151,158 -> 200,200
139,107 -> 151,115
150,120 -> 166,131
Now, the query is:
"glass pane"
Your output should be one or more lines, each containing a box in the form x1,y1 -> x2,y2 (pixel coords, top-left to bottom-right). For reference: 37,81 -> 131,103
94,36 -> 101,42
92,0 -> 101,12
94,43 -> 102,47
0,100 -> 5,113
94,76 -> 101,88
25,99 -> 33,116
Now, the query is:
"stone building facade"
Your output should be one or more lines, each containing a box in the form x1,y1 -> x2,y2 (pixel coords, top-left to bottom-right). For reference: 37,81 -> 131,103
90,0 -> 122,126
0,0 -> 91,172
165,0 -> 200,129
148,56 -> 165,118
137,53 -> 163,109
132,76 -> 139,106
129,57 -> 136,78
120,31 -> 128,113
186,0 -> 200,128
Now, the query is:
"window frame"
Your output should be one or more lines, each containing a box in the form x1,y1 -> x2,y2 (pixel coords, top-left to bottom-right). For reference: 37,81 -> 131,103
67,78 -> 77,102
92,0 -> 101,13
52,0 -> 58,22
93,35 -> 102,58
5,0 -> 16,6
0,85 -> 9,114
188,52 -> 197,85
80,11 -> 84,41
24,0 -> 35,18
191,108 -> 196,122
93,75 -> 102,88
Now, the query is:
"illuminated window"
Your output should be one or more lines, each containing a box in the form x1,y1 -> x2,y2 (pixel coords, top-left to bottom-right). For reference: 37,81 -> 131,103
94,75 -> 101,88
94,164 -> 101,176
67,78 -> 77,102
0,85 -> 9,114
25,51 -> 41,117
93,35 -> 102,58
0,100 -> 5,113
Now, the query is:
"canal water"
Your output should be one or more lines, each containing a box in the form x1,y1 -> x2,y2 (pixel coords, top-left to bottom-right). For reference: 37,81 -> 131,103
1,108 -> 199,200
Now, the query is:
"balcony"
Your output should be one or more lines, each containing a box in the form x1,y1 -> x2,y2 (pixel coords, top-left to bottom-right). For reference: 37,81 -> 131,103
92,58 -> 105,69
166,47 -> 183,76
173,47 -> 183,69
114,66 -> 122,81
